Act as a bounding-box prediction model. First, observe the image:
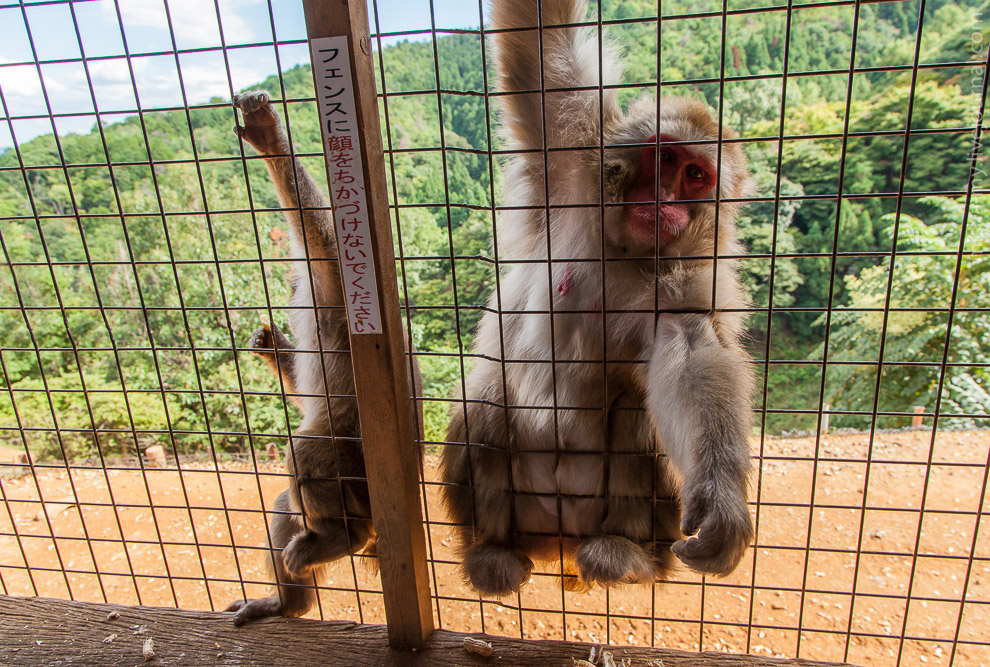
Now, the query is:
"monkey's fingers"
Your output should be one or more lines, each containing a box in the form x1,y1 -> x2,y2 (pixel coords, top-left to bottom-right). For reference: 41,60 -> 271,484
671,509 -> 752,577
679,495 -> 708,537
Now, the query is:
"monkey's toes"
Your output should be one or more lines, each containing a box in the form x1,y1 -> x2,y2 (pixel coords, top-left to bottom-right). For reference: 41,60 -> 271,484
281,534 -> 319,579
464,544 -> 533,597
576,535 -> 656,586
225,598 -> 284,626
248,326 -> 274,352
233,90 -> 271,114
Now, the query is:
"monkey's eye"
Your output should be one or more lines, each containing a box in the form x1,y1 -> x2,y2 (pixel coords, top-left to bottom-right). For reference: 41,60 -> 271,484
658,148 -> 673,162
686,165 -> 706,181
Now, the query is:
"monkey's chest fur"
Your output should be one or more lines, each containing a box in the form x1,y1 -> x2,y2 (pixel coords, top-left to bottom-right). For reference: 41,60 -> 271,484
465,260 -> 666,558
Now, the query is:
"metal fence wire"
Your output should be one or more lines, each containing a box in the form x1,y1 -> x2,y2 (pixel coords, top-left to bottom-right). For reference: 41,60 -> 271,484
0,0 -> 988,665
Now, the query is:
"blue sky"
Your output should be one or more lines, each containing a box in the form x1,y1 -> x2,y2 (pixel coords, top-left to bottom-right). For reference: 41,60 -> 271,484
0,0 -> 483,150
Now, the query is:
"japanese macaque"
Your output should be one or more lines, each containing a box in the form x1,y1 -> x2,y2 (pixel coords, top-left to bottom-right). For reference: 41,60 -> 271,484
224,91 -> 422,624
440,0 -> 755,596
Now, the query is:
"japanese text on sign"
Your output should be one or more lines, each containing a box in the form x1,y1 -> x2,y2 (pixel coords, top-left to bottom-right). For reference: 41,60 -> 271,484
310,36 -> 382,335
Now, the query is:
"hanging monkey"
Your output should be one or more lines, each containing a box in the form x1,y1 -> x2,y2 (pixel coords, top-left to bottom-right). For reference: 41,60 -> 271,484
224,90 -> 422,623
441,0 -> 755,595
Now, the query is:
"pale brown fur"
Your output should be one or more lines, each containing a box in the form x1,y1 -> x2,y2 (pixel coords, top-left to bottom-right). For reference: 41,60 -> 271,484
440,0 -> 755,596
224,91 -> 422,624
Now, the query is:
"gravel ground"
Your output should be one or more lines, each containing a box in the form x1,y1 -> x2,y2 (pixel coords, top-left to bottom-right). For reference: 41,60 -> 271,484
0,429 -> 987,665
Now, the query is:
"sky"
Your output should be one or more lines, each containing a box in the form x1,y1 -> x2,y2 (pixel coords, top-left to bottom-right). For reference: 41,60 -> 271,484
0,0 -> 483,151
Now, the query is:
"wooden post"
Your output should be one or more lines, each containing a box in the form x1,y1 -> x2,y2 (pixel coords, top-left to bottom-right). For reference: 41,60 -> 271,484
301,0 -> 433,649
820,403 -> 830,435
913,405 -> 925,428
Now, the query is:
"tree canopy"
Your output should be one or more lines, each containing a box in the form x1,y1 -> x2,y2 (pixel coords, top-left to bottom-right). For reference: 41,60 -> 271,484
1,0 -> 987,456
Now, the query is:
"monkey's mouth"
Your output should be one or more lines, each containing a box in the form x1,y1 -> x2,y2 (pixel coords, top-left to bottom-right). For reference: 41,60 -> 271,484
625,200 -> 689,242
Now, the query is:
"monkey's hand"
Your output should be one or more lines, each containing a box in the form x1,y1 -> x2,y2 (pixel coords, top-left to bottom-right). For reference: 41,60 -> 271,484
233,90 -> 289,156
672,480 -> 753,576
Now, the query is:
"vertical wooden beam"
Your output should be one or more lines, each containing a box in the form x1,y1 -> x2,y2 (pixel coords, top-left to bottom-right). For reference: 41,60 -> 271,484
301,0 -> 433,649
913,405 -> 926,428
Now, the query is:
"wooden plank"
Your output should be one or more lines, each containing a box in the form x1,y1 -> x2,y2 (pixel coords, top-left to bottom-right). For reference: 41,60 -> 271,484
0,596 -> 861,667
300,0 -> 433,649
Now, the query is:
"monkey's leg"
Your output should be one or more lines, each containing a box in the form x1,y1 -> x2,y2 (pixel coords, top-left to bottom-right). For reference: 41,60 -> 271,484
463,542 -> 533,597
281,432 -> 374,579
577,457 -> 682,586
280,515 -> 373,579
226,435 -> 373,625
224,490 -> 316,625
441,368 -> 533,597
448,436 -> 534,597
645,313 -> 754,577
575,392 -> 664,587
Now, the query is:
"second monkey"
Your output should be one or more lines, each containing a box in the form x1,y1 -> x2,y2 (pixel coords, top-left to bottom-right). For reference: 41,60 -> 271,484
441,0 -> 756,596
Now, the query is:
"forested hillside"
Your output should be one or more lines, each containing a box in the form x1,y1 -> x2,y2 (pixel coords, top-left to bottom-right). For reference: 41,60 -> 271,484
2,0 -> 988,458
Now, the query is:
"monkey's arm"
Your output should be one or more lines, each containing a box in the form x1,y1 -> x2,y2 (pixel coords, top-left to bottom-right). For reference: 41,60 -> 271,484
233,91 -> 339,265
644,312 -> 754,576
490,0 -> 621,152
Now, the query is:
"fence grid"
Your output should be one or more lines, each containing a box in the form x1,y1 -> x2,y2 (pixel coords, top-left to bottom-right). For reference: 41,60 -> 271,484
0,0 -> 988,665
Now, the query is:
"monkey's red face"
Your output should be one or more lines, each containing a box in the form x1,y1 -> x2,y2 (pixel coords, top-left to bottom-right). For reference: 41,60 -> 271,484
624,133 -> 717,243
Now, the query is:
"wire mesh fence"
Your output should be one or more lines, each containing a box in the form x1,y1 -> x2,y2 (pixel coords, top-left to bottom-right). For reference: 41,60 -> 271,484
0,0 -> 988,665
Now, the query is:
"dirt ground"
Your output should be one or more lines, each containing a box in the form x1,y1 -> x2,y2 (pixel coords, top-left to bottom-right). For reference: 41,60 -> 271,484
0,429 -> 987,666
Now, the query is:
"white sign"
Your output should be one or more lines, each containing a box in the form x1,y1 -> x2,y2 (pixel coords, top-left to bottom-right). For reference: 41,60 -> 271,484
310,36 -> 382,335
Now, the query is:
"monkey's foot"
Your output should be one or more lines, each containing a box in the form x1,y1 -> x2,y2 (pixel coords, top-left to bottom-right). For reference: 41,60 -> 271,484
673,486 -> 753,576
576,535 -> 656,586
248,316 -> 292,356
248,324 -> 275,356
225,597 -> 285,626
464,544 -> 533,597
281,532 -> 320,579
232,90 -> 289,156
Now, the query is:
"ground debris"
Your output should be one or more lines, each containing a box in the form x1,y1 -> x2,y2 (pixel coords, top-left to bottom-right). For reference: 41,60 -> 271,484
463,636 -> 493,657
142,637 -> 155,661
576,645 -> 631,667
106,611 -> 120,621
102,633 -> 117,644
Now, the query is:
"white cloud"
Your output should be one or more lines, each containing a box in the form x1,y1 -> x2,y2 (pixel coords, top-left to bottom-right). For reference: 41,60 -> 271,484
105,0 -> 264,50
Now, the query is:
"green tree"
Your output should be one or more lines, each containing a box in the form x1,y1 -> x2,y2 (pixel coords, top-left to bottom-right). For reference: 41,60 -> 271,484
823,196 -> 990,428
